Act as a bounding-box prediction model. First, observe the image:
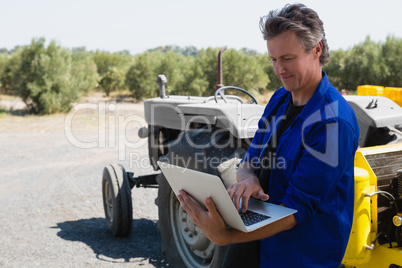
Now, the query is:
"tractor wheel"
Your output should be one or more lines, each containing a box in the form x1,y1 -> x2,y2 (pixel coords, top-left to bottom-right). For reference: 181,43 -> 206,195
102,164 -> 133,237
156,173 -> 227,268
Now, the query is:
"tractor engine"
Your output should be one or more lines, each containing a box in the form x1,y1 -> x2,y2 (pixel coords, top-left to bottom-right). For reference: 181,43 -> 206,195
342,96 -> 402,267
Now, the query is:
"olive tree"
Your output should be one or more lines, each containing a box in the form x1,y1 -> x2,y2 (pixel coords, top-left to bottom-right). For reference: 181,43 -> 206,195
381,35 -> 402,87
6,39 -> 77,113
70,49 -> 99,95
325,35 -> 402,91
92,50 -> 132,96
4,38 -> 99,114
125,52 -> 160,100
0,53 -> 10,93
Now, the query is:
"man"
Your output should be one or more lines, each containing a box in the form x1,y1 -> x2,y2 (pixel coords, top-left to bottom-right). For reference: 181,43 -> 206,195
178,4 -> 359,267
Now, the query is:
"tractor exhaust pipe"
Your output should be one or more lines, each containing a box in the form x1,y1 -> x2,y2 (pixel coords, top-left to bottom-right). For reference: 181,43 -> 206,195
216,46 -> 227,90
156,74 -> 168,98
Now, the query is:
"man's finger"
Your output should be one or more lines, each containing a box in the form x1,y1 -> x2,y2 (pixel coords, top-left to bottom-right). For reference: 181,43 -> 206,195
242,186 -> 260,212
240,194 -> 250,213
178,190 -> 196,215
205,197 -> 218,216
227,185 -> 235,199
256,190 -> 269,201
232,185 -> 245,211
177,194 -> 191,215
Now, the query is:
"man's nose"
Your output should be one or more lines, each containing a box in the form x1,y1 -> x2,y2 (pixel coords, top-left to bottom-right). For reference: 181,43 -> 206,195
275,61 -> 286,74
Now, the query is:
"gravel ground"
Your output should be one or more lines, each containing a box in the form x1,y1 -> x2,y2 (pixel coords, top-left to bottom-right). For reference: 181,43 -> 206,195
0,97 -> 169,267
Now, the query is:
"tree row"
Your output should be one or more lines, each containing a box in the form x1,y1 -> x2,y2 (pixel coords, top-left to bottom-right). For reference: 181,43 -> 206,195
0,36 -> 400,114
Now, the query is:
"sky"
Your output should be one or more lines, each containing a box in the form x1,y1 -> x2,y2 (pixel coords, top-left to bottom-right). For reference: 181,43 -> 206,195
1,0 -> 401,55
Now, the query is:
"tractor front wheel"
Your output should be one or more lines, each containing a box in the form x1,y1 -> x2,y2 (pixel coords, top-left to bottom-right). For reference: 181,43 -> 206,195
156,173 -> 226,268
102,164 -> 133,237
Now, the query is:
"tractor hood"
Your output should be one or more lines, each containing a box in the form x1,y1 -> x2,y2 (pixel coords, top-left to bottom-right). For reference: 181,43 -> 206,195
144,96 -> 265,139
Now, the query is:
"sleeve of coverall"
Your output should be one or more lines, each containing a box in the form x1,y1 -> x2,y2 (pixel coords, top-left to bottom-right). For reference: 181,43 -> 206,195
280,118 -> 357,224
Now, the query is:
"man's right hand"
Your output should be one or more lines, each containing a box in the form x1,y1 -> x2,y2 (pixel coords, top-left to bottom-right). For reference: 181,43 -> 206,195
227,162 -> 269,213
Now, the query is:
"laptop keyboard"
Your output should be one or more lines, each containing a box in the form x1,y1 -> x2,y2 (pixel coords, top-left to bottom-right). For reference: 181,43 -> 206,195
239,210 -> 271,226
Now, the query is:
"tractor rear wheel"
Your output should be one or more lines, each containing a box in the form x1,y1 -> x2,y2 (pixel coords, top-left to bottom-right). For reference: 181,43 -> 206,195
156,173 -> 227,268
102,164 -> 133,237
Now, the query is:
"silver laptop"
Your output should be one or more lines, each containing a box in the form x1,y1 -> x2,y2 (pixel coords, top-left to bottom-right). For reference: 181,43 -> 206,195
158,161 -> 297,233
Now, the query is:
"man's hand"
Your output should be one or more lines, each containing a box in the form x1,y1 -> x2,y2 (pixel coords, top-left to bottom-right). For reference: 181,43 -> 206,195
177,190 -> 296,246
227,177 -> 269,212
227,162 -> 269,212
177,190 -> 230,246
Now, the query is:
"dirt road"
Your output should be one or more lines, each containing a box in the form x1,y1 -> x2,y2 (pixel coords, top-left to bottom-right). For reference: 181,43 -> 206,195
0,98 -> 168,267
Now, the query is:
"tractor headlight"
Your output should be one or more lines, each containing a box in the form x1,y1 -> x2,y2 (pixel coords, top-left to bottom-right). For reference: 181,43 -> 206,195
393,215 -> 402,227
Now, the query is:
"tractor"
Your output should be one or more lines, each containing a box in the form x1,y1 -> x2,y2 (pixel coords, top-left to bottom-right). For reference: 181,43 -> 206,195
101,48 -> 402,267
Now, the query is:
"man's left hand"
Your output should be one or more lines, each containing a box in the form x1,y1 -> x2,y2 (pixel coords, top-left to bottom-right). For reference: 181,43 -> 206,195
177,190 -> 231,246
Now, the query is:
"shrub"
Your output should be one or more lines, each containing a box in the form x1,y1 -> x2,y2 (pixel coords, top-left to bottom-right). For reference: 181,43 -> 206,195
125,52 -> 159,100
6,38 -> 96,114
0,53 -> 10,92
70,49 -> 99,95
91,50 -> 132,96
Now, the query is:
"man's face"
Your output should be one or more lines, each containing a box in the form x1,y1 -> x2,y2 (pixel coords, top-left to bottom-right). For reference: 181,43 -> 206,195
267,30 -> 321,94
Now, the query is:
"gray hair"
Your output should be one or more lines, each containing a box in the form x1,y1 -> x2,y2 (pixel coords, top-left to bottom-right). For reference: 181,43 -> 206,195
260,4 -> 330,67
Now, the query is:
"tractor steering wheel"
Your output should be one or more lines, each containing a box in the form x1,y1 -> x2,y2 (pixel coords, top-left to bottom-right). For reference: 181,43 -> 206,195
214,86 -> 258,104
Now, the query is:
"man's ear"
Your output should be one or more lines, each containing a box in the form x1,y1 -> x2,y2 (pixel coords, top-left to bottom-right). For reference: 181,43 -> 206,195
315,41 -> 323,59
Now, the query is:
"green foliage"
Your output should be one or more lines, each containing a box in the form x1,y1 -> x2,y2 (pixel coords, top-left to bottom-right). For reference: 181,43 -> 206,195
381,35 -> 402,87
1,35 -> 401,113
101,67 -> 125,96
126,51 -> 208,99
7,39 -> 72,113
222,49 -> 269,93
0,53 -> 10,92
324,49 -> 350,89
190,48 -> 270,96
193,48 -> 221,95
125,52 -> 160,99
155,52 -> 188,95
1,46 -> 24,95
181,56 -> 209,96
325,35 -> 402,91
127,36 -> 402,99
345,37 -> 387,87
2,38 -> 98,114
91,50 -> 132,96
70,49 -> 99,95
